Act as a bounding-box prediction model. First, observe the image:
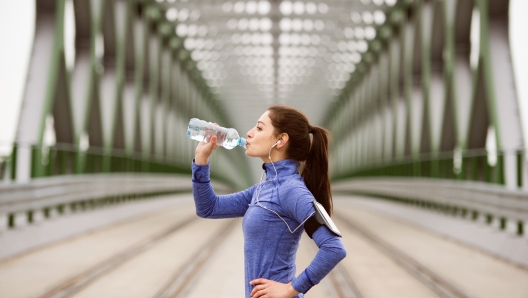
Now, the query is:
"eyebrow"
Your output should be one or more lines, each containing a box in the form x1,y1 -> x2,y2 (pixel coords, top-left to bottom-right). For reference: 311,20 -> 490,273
257,121 -> 266,125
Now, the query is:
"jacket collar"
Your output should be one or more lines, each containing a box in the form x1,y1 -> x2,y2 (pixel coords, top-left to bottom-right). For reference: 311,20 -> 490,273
262,159 -> 299,179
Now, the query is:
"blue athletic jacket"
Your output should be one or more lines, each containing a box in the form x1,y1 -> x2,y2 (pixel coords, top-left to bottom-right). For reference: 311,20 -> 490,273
192,158 -> 346,297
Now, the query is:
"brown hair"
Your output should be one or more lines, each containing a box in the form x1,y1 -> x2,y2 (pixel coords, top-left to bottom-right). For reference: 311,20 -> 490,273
267,105 -> 333,215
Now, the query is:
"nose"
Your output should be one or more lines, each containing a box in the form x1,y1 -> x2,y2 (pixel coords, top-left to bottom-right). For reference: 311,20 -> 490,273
247,128 -> 253,139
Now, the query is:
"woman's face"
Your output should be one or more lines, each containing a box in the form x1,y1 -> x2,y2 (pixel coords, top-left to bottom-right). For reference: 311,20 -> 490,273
245,111 -> 279,161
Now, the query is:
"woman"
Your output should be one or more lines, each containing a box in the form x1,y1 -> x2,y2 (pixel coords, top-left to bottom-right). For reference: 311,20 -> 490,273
192,105 -> 346,298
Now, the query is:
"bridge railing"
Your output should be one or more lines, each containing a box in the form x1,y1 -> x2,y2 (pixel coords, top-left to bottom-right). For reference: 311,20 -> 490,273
0,172 -> 232,232
333,148 -> 528,188
0,142 -> 237,232
1,142 -> 237,188
333,177 -> 528,236
332,148 -> 528,238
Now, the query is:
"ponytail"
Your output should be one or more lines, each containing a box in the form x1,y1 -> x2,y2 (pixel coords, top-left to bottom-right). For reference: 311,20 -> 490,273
267,105 -> 333,216
302,126 -> 332,216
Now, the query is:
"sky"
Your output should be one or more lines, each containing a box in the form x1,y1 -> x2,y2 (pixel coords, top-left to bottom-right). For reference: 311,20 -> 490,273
510,0 -> 528,155
0,0 -> 34,156
0,0 -> 527,157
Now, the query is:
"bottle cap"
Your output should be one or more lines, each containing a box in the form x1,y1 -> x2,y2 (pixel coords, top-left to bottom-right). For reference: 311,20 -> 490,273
238,138 -> 247,149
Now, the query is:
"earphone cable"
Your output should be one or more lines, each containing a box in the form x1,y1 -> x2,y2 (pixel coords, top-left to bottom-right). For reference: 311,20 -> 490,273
254,143 -> 314,234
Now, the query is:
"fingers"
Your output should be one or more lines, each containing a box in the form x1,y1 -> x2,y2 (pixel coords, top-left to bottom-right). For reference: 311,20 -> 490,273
251,288 -> 267,298
210,135 -> 218,145
250,284 -> 264,296
250,278 -> 267,297
207,135 -> 219,151
203,135 -> 218,151
250,278 -> 267,286
194,135 -> 218,164
250,279 -> 295,298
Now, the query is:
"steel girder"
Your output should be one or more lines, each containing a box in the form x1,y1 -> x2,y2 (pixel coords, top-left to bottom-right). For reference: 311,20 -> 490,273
327,0 -> 523,189
12,0 -> 252,188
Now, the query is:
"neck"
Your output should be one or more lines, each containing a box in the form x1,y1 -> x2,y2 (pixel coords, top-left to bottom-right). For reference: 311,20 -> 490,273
261,157 -> 285,164
261,150 -> 286,163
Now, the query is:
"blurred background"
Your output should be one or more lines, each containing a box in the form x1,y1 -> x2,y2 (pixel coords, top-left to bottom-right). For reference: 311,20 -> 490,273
0,0 -> 527,297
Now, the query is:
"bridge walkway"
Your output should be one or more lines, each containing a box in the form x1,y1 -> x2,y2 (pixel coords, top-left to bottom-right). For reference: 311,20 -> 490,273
0,194 -> 527,298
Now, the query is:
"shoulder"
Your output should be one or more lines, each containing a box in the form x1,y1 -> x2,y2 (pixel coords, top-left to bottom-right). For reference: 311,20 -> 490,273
279,176 -> 314,202
278,176 -> 316,219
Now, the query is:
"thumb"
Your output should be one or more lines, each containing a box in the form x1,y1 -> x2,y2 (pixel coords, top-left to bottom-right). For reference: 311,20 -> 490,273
203,135 -> 218,154
210,135 -> 218,145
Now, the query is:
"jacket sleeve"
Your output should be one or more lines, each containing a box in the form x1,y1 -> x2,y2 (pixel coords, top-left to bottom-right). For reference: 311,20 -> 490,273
192,160 -> 255,219
282,186 -> 347,294
291,226 -> 346,293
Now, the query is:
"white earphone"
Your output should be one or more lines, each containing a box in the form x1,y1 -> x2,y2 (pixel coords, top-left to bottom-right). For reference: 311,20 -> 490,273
276,140 -> 281,144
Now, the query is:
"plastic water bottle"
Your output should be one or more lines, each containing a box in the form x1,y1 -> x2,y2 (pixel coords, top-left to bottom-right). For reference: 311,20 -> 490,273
186,118 -> 247,150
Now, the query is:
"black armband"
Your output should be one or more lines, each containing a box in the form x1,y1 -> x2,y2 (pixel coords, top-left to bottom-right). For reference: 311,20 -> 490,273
304,215 -> 322,239
304,201 -> 342,238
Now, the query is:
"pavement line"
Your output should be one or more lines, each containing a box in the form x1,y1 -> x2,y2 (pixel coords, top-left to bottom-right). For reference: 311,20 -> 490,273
153,218 -> 238,298
300,233 -> 362,298
327,262 -> 363,298
334,212 -> 475,298
36,215 -> 199,298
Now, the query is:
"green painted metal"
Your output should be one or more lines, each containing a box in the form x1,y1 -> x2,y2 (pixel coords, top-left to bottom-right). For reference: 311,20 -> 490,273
9,0 -> 521,191
9,0 -> 251,189
325,0 -> 523,189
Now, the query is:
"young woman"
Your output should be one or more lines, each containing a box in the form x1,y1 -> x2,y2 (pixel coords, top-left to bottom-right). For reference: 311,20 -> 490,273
192,105 -> 346,298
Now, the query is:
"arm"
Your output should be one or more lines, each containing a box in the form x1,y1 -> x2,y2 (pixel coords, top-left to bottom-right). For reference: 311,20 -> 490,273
286,187 -> 347,294
291,226 -> 346,293
193,134 -> 254,218
192,160 -> 254,218
250,228 -> 346,298
251,187 -> 347,297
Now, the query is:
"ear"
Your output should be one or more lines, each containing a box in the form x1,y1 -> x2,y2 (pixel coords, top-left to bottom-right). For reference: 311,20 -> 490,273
276,134 -> 289,148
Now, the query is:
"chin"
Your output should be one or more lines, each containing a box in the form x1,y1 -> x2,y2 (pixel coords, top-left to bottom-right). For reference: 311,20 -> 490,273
245,149 -> 260,158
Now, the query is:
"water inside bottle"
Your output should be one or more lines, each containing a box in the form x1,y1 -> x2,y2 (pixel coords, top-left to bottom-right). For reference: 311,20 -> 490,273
223,129 -> 241,149
187,118 -> 246,149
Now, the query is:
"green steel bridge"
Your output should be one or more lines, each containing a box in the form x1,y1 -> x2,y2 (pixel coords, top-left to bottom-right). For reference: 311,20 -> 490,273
0,0 -> 527,297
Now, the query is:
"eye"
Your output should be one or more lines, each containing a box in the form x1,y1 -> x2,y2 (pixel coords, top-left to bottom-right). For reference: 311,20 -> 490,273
256,126 -> 262,131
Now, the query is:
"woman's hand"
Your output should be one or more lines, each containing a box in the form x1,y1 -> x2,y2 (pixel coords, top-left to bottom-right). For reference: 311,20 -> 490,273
194,130 -> 219,165
249,279 -> 300,298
